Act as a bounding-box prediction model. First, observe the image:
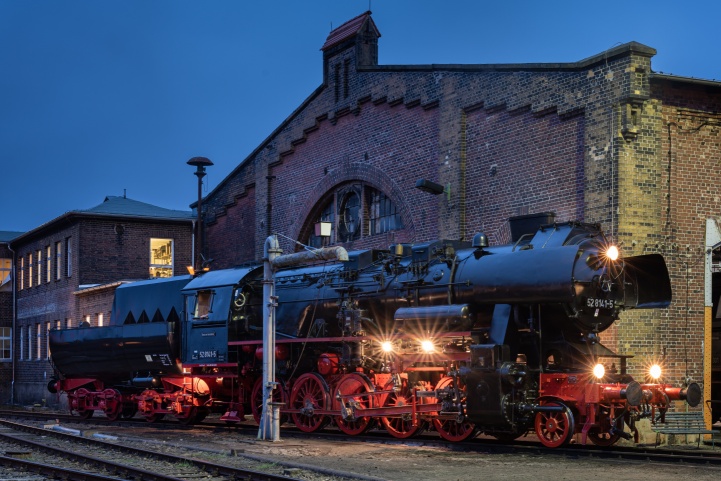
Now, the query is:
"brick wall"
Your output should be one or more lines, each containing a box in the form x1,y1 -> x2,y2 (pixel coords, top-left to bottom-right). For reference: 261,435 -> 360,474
201,23 -> 718,389
12,216 -> 193,405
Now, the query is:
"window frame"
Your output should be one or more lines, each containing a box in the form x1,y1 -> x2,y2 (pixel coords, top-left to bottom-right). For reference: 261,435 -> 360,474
0,327 -> 11,361
149,238 -> 174,278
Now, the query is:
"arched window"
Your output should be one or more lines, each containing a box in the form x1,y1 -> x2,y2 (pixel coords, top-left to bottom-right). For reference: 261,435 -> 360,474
307,183 -> 402,247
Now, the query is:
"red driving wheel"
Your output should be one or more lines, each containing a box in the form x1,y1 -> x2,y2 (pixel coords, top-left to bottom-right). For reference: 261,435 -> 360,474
333,373 -> 375,436
289,373 -> 330,432
535,402 -> 575,448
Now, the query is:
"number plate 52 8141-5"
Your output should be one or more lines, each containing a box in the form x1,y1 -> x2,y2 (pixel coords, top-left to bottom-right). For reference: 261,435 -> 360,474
585,297 -> 614,310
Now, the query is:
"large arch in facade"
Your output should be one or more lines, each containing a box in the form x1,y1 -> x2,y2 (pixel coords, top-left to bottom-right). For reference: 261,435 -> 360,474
292,162 -> 416,250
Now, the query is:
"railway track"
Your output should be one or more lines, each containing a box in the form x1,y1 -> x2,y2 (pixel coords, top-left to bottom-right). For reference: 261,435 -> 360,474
2,409 -> 721,477
0,418 -> 322,481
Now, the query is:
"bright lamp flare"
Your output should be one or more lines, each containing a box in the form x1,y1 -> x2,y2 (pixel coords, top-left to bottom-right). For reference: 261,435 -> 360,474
381,341 -> 393,353
649,364 -> 662,380
605,245 -> 619,261
421,340 -> 435,353
593,363 -> 605,379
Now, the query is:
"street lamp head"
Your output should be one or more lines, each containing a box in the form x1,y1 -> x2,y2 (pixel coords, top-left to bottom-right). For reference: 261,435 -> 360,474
187,156 -> 214,177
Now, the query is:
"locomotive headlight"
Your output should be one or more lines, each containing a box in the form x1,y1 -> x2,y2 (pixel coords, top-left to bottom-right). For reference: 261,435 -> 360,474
605,245 -> 619,261
649,364 -> 662,380
593,363 -> 605,379
381,341 -> 394,353
421,340 -> 435,353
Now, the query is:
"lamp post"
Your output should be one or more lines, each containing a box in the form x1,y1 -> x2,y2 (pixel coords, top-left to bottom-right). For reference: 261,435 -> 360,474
187,156 -> 213,273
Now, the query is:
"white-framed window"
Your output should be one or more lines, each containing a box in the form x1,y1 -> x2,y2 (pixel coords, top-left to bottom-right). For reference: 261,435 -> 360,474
55,241 -> 62,280
36,250 -> 41,286
98,313 -> 104,327
1,327 -> 11,361
46,246 -> 51,283
66,237 -> 72,277
28,254 -> 33,288
66,318 -> 72,328
150,238 -> 174,278
19,257 -> 24,290
36,323 -> 42,360
45,322 -> 51,359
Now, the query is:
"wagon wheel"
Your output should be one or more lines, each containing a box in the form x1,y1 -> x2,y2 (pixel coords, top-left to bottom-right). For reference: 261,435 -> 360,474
120,404 -> 137,419
144,413 -> 165,423
587,413 -> 623,447
102,389 -> 123,421
333,373 -> 375,436
73,388 -> 94,419
77,409 -> 94,419
176,406 -> 198,425
431,377 -> 477,442
251,377 -> 289,425
289,373 -> 330,433
535,402 -> 575,448
380,387 -> 426,439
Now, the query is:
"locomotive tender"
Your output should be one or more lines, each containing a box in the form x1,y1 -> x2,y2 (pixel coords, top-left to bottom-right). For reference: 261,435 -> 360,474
48,214 -> 701,447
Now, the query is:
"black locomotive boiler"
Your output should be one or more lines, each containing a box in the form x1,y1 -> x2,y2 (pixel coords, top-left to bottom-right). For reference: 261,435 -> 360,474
48,216 -> 701,447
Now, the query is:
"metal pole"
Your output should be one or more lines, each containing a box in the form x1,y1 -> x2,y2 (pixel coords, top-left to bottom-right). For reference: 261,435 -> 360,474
259,235 -> 281,441
187,157 -> 213,272
257,238 -> 349,441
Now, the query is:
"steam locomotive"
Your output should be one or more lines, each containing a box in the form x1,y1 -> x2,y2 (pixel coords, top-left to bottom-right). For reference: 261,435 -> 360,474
48,215 -> 701,447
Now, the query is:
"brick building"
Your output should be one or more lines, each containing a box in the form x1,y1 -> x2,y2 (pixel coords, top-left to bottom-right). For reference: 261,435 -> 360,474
1,231 -> 23,403
8,195 -> 194,405
199,12 -> 721,417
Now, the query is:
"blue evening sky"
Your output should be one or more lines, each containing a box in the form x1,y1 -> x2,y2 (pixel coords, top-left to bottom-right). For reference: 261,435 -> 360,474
1,0 -> 719,232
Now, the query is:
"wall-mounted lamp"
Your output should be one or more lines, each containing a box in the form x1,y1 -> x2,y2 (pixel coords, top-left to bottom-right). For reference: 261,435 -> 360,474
415,179 -> 451,201
314,221 -> 332,237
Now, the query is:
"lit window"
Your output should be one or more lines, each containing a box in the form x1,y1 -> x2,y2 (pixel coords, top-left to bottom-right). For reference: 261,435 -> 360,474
1,327 -> 11,361
150,238 -> 174,278
0,258 -> 10,288
55,241 -> 62,280
19,257 -> 24,290
66,318 -> 72,328
98,313 -> 104,327
28,254 -> 33,288
46,246 -> 51,283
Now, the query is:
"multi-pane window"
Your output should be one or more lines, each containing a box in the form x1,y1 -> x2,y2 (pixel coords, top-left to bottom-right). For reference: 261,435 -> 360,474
19,257 -> 24,290
369,190 -> 402,235
46,246 -> 51,283
66,237 -> 72,277
28,254 -> 33,288
307,184 -> 402,247
36,250 -> 41,286
36,323 -> 42,359
56,241 -> 62,280
150,238 -> 173,278
45,322 -> 51,359
0,327 -> 11,361
0,258 -> 10,287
